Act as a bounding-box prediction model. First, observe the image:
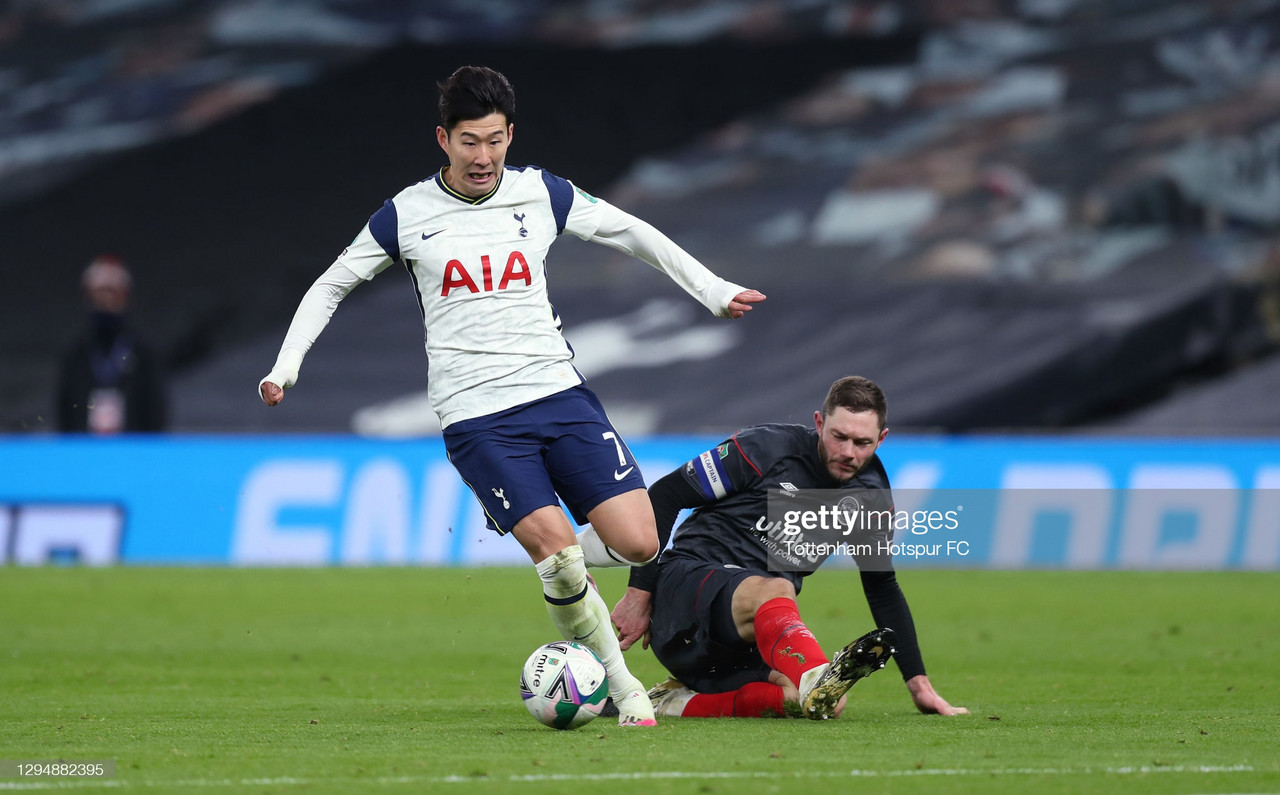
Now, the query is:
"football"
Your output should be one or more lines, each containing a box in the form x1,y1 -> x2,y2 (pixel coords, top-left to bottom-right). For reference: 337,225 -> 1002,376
519,641 -> 610,730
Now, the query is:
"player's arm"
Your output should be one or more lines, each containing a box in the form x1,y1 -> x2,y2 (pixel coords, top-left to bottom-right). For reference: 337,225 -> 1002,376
612,468 -> 712,650
614,434 -> 765,649
258,262 -> 365,404
258,224 -> 393,405
628,429 -> 767,595
858,569 -> 968,716
858,569 -> 923,680
628,468 -> 711,592
587,202 -> 765,318
852,506 -> 932,688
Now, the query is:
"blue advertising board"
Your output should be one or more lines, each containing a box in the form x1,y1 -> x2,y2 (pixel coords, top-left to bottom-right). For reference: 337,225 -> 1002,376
1,434 -> 1277,569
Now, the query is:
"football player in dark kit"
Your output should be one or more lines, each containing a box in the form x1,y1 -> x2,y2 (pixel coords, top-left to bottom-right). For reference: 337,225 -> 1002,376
610,376 -> 968,719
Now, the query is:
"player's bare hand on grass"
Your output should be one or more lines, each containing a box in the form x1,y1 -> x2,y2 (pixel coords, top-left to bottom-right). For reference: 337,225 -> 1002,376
610,587 -> 653,651
917,695 -> 968,716
725,289 -> 766,319
259,381 -> 284,406
906,674 -> 969,715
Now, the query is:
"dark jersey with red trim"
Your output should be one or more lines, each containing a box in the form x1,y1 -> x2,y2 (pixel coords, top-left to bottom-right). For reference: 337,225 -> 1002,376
656,423 -> 894,591
632,423 -> 930,680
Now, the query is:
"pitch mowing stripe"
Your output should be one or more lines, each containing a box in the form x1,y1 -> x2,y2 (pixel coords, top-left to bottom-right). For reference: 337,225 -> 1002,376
0,764 -> 1258,789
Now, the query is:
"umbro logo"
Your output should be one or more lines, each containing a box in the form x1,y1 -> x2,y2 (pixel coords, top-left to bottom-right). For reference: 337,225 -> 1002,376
422,229 -> 444,241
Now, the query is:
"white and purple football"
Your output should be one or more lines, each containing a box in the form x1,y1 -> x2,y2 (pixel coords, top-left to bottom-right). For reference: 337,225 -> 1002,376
519,641 -> 609,730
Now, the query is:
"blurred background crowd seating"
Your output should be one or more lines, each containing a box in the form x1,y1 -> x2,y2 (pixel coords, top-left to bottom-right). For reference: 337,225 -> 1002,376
3,0 -> 1278,436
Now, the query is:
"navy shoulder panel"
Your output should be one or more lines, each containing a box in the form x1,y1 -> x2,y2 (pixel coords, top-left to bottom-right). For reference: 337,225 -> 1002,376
368,199 -> 400,261
539,168 -> 573,235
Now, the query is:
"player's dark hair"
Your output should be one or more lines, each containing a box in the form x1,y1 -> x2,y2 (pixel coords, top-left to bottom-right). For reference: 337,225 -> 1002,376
437,66 -> 516,131
822,376 -> 887,430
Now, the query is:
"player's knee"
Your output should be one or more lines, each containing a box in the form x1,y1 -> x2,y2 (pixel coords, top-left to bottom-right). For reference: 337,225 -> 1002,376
627,536 -> 660,566
745,577 -> 797,610
609,536 -> 658,567
610,523 -> 659,566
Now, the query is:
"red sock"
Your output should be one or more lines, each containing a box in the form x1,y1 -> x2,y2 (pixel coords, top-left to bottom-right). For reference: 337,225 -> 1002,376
681,682 -> 786,718
754,596 -> 827,687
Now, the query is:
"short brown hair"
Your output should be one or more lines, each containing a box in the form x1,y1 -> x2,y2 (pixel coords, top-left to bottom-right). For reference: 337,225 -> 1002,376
821,376 -> 886,430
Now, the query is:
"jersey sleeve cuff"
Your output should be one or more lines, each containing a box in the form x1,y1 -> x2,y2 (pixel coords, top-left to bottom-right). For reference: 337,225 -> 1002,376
706,279 -> 746,317
258,348 -> 304,397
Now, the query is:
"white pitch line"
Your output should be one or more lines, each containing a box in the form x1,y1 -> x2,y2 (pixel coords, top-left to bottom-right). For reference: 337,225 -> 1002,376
0,764 -> 1258,790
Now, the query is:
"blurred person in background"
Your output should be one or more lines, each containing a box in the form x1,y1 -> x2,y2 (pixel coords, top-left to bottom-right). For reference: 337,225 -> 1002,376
56,254 -> 167,434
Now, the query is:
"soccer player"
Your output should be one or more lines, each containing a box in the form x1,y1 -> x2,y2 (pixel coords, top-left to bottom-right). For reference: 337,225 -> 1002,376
257,66 -> 764,727
609,376 -> 968,719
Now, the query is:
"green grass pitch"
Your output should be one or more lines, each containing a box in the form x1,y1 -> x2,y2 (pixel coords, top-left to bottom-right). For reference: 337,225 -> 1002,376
2,566 -> 1277,794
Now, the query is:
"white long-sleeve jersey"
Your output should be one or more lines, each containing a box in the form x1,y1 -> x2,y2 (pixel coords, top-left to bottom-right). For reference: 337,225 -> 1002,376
262,165 -> 745,428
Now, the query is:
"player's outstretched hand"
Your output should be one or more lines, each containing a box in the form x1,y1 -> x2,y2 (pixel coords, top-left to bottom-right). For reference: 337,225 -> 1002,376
611,587 -> 653,651
260,380 -> 285,406
726,289 -> 766,319
906,674 -> 970,716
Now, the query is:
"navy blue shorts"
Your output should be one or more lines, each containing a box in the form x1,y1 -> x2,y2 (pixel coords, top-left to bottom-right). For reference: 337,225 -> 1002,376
648,556 -> 774,694
442,385 -> 647,534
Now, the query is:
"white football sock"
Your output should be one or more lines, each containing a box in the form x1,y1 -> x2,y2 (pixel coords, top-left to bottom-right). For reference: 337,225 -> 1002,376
535,545 -> 654,724
576,525 -> 657,568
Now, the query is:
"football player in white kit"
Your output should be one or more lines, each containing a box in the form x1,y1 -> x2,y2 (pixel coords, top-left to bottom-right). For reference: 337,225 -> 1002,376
259,66 -> 765,726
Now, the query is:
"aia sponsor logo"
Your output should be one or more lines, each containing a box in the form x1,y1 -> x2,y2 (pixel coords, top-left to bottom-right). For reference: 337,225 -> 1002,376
441,251 -> 533,296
